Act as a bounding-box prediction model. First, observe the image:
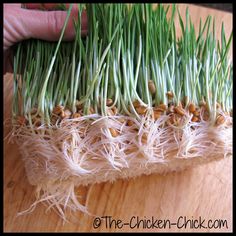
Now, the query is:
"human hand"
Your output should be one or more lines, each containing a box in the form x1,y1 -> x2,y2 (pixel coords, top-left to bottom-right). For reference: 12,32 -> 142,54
4,3 -> 87,73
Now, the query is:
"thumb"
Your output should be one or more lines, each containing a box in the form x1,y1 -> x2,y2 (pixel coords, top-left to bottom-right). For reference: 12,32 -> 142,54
23,7 -> 87,41
4,4 -> 87,50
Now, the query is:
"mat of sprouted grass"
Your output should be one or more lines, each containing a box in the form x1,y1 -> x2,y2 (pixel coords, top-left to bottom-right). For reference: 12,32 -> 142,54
9,4 -> 232,220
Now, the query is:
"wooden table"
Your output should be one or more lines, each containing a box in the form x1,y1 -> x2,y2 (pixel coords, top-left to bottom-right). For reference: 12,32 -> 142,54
3,4 -> 232,232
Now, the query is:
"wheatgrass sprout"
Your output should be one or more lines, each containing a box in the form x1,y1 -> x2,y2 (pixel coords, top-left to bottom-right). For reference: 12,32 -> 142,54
10,4 -> 232,219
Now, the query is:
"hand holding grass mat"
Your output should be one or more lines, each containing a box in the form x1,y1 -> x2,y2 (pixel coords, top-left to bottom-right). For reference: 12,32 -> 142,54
9,4 -> 232,220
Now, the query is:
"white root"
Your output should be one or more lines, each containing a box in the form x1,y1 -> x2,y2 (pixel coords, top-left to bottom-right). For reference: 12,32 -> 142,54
11,113 -> 232,219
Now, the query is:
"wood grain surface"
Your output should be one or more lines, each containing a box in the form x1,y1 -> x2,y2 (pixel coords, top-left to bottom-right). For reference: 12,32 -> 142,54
3,4 -> 232,232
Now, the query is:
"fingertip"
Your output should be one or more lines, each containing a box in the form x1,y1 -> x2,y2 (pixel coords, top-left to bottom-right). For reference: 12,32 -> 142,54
64,7 -> 88,39
81,10 -> 88,31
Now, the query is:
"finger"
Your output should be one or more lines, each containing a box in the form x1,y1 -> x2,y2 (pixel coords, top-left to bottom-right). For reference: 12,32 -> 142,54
4,4 -> 87,50
24,3 -> 71,10
20,7 -> 87,41
23,4 -> 80,17
4,3 -> 21,8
